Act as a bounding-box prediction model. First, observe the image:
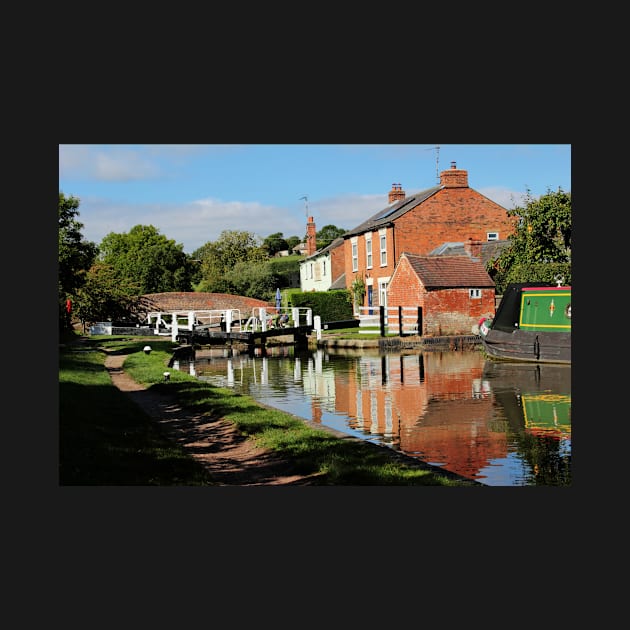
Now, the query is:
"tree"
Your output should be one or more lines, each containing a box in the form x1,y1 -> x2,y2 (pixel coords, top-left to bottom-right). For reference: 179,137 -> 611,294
487,188 -> 571,294
74,262 -> 149,325
58,192 -> 98,331
262,232 -> 289,257
223,260 -> 278,300
192,230 -> 267,293
316,224 -> 346,250
98,225 -> 194,294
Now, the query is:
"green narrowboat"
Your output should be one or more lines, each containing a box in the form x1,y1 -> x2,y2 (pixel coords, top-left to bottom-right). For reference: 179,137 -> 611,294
479,282 -> 571,364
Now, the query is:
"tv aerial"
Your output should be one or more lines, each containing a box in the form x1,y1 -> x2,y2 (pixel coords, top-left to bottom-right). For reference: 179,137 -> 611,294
424,145 -> 440,184
299,195 -> 309,217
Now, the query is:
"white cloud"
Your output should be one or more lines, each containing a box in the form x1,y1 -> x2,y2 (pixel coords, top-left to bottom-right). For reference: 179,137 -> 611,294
477,186 -> 527,209
78,196 -> 310,253
60,145 -> 162,181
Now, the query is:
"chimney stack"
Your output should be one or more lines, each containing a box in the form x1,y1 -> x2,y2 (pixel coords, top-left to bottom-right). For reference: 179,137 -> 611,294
388,182 -> 405,204
440,162 -> 469,188
306,216 -> 317,256
464,237 -> 482,260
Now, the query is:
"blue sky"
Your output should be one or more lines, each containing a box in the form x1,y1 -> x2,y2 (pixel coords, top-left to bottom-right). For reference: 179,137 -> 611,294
58,144 -> 571,254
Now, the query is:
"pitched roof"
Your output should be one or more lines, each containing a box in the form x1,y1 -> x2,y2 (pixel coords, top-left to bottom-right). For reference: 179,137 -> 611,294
330,272 -> 346,290
401,253 -> 495,288
343,185 -> 441,237
303,236 -> 344,261
429,239 -> 511,266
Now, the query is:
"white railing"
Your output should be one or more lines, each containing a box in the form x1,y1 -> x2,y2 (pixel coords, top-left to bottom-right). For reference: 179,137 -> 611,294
356,306 -> 422,336
146,307 -> 314,340
243,307 -> 313,332
146,309 -> 242,340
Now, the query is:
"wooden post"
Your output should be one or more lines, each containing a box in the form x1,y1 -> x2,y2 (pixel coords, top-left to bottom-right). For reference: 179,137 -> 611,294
417,306 -> 423,336
398,305 -> 404,337
379,306 -> 386,337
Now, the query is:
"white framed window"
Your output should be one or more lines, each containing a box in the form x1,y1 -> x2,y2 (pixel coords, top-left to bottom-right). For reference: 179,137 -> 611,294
365,236 -> 373,269
378,278 -> 388,308
351,238 -> 358,272
487,232 -> 498,241
379,229 -> 387,266
322,260 -> 326,277
309,263 -> 314,279
469,288 -> 481,298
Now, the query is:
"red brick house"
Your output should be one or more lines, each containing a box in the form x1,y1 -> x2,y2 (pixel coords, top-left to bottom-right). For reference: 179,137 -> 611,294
342,162 -> 517,309
387,253 -> 495,336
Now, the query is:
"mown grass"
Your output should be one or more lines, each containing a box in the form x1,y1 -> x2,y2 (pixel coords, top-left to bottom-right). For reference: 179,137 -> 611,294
59,332 -> 479,486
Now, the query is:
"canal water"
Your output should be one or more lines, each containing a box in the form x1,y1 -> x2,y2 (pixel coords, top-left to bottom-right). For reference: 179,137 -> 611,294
172,346 -> 571,486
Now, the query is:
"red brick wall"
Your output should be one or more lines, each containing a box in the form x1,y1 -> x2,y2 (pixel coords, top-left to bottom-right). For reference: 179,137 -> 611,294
387,255 -> 425,309
394,187 -> 517,256
141,292 -> 272,316
423,288 -> 494,336
331,244 -> 345,286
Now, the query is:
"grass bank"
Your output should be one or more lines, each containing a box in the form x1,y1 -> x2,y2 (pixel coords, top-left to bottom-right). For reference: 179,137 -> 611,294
59,333 -> 479,486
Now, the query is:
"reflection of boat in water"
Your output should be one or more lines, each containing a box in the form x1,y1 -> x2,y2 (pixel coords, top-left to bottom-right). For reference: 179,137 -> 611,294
482,360 -> 571,439
479,282 -> 571,364
521,393 -> 571,439
482,360 -> 571,393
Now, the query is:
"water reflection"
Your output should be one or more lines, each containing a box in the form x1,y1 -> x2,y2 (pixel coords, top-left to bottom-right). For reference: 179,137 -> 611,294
173,347 -> 571,486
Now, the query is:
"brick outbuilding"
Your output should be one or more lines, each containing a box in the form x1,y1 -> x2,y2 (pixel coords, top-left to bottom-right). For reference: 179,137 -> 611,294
387,253 -> 495,336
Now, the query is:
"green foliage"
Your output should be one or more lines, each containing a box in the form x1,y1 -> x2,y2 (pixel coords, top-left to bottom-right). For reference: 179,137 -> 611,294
98,225 -> 194,294
498,262 -> 572,291
316,224 -> 346,250
487,188 -> 571,294
223,260 -> 278,300
192,230 -> 266,293
58,192 -> 98,330
267,254 -> 301,289
74,262 -> 154,324
262,232 -> 289,256
350,274 -> 366,307
289,290 -> 354,322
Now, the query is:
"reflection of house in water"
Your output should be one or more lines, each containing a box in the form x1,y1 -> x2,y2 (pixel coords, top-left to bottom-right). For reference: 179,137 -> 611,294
320,351 -> 509,481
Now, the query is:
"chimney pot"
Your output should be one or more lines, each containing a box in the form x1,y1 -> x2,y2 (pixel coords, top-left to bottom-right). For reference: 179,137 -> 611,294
388,182 -> 405,203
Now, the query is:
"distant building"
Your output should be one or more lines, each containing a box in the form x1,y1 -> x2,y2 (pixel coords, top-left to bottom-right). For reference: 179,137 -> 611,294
299,233 -> 345,292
